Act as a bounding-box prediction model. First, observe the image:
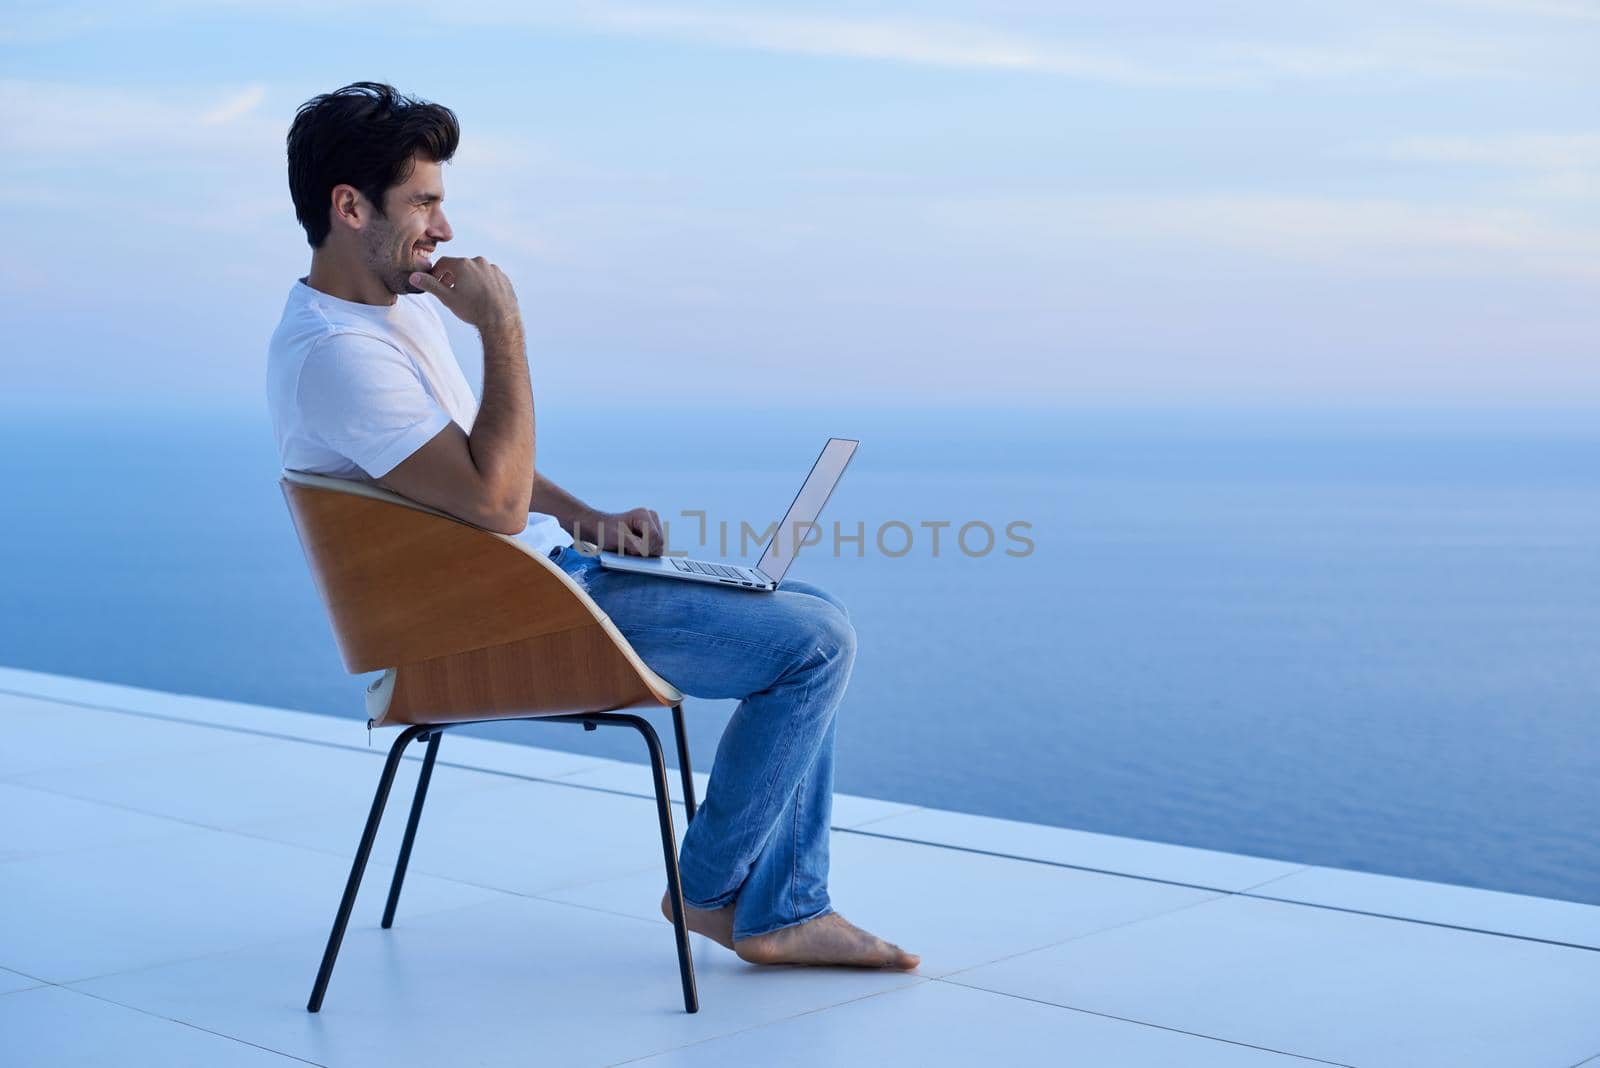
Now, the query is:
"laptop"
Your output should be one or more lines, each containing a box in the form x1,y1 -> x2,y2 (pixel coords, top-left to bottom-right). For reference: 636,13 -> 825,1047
597,437 -> 859,592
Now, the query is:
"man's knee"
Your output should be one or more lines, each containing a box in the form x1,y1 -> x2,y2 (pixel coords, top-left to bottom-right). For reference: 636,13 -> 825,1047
791,581 -> 849,621
809,603 -> 856,668
775,600 -> 855,680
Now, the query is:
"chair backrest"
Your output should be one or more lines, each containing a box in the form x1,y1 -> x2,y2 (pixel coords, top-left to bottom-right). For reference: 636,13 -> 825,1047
280,470 -> 681,727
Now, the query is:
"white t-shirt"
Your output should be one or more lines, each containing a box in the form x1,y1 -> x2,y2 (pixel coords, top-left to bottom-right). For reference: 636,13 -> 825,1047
266,278 -> 572,557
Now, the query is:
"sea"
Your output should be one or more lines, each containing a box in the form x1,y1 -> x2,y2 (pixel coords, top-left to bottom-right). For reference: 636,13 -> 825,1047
1,401 -> 1595,905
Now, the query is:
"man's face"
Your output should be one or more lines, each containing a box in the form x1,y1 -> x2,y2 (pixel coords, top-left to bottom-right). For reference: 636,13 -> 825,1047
359,155 -> 453,296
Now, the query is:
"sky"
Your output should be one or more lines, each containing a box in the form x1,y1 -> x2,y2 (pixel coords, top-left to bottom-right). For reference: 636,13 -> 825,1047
2,1 -> 1597,409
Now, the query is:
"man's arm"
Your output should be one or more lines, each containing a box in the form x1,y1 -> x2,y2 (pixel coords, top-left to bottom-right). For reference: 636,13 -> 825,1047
529,472 -> 600,538
532,473 -> 665,556
378,258 -> 532,534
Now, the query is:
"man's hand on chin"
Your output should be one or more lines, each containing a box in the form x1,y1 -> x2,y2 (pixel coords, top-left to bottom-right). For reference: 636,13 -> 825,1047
583,507 -> 665,557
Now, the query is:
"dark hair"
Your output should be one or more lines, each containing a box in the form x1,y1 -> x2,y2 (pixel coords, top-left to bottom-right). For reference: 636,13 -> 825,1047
287,82 -> 459,248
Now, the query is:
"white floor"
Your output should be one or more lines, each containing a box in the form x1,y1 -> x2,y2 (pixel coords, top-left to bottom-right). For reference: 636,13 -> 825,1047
1,665 -> 1596,1068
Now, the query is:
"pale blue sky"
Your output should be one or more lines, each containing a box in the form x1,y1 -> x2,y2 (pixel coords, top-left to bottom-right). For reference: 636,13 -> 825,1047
3,1 -> 1596,408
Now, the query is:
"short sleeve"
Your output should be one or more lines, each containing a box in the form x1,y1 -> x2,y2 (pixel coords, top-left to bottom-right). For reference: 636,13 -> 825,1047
295,332 -> 453,478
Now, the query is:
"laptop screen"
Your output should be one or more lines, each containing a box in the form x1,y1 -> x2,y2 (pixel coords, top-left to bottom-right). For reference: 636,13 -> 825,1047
756,438 -> 859,583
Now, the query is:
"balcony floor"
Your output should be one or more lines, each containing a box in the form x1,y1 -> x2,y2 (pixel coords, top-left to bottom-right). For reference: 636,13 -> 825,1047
1,665 -> 1596,1067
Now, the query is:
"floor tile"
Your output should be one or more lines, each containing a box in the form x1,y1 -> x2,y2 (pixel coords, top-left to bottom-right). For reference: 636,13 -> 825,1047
9,736 -> 511,834
632,978 -> 1314,1066
1252,865 -> 1600,950
949,894 -> 1600,1067
555,757 -> 713,806
0,666 -> 340,745
76,893 -> 922,1067
0,966 -> 44,995
0,664 -> 609,777
1,985 -> 301,1066
0,674 -> 364,751
860,807 -> 1303,891
0,694 -> 265,780
407,730 -> 614,780
0,825 -> 504,983
6,677 -> 377,750
0,665 -> 202,712
241,775 -> 688,898
542,831 -> 1220,975
554,759 -> 920,829
830,796 -> 922,829
0,783 -> 195,863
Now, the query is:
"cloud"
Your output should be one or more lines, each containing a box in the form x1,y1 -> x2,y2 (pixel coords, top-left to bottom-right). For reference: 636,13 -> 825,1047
2,79 -> 292,253
1389,132 -> 1600,169
0,5 -> 126,45
86,0 -> 1591,88
1436,0 -> 1600,22
565,7 -> 1176,86
1385,131 -> 1600,203
434,3 -> 1590,86
1,79 -> 281,159
923,192 -> 1600,281
199,84 -> 267,126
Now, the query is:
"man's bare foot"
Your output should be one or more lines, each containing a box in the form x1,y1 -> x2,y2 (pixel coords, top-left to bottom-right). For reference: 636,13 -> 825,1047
661,889 -> 736,951
734,911 -> 920,970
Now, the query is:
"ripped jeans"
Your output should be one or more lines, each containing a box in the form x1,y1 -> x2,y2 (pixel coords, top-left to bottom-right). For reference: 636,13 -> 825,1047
550,546 -> 856,941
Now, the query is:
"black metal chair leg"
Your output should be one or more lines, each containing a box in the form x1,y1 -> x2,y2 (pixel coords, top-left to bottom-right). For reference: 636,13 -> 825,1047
561,712 -> 699,1014
306,723 -> 430,1013
621,713 -> 699,1014
671,703 -> 697,823
382,730 -> 441,929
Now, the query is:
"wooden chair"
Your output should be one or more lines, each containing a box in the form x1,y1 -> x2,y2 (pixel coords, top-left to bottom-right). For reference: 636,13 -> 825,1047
279,470 -> 700,1014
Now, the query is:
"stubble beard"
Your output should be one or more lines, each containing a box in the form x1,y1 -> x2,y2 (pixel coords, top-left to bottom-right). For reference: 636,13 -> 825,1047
362,218 -> 420,296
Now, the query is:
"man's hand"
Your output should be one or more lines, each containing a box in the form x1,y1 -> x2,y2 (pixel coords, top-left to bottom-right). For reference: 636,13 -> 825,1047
582,507 -> 664,557
409,256 -> 521,332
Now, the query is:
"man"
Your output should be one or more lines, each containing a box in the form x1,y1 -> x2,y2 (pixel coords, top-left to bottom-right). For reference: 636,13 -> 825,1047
267,82 -> 918,970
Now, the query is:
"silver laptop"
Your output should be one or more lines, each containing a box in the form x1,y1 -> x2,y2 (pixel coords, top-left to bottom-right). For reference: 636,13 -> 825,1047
597,437 -> 859,592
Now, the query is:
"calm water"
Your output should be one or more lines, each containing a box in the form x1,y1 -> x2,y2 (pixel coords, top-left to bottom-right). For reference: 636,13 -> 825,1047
1,402 -> 1596,905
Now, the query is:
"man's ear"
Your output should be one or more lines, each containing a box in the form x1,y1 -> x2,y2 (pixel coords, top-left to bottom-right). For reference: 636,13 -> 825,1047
328,183 -> 369,233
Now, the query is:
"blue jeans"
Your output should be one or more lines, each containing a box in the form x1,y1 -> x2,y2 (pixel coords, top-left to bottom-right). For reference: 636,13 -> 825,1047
550,546 -> 855,941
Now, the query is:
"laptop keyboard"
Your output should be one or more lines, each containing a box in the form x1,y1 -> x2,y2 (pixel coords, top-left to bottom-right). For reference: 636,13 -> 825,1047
671,558 -> 745,579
